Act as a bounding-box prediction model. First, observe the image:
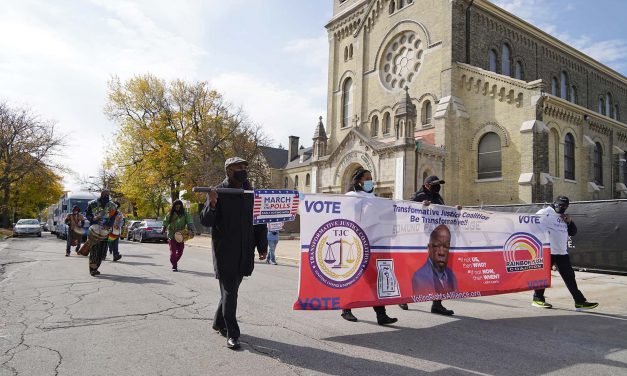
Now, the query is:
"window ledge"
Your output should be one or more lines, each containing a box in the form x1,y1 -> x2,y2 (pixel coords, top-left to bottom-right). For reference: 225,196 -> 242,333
475,177 -> 503,183
564,179 -> 577,184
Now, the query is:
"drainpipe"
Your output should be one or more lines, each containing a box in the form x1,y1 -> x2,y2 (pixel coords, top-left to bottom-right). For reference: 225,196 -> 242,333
465,0 -> 475,64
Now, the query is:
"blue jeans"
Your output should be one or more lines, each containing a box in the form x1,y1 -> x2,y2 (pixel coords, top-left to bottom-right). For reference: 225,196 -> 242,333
267,240 -> 278,263
108,238 -> 120,257
66,229 -> 82,253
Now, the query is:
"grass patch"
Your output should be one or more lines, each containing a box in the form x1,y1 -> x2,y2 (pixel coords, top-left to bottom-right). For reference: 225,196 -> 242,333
0,228 -> 13,239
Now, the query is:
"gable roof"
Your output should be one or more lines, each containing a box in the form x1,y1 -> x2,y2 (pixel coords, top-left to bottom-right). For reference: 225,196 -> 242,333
259,146 -> 288,169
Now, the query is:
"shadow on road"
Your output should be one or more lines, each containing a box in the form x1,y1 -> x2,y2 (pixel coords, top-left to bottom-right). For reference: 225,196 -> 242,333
175,270 -> 214,277
96,274 -> 173,285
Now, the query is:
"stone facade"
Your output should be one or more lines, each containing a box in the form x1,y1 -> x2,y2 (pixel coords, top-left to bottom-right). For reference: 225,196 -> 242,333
266,0 -> 627,204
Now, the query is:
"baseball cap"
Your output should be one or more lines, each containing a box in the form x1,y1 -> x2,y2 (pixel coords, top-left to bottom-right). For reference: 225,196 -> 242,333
554,196 -> 569,206
424,175 -> 445,185
224,157 -> 248,170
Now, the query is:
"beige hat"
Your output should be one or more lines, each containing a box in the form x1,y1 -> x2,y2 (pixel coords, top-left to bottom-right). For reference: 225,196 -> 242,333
224,157 -> 248,170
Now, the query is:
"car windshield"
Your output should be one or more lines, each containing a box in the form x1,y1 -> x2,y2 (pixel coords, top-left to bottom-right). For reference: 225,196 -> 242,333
17,219 -> 39,225
146,222 -> 162,227
69,199 -> 91,212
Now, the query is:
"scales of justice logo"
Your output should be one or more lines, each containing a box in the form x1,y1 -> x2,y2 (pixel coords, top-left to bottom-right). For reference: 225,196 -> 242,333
309,219 -> 370,289
503,232 -> 544,272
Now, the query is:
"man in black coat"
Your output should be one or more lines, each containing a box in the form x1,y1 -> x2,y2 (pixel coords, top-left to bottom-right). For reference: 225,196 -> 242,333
200,157 -> 268,350
401,175 -> 456,316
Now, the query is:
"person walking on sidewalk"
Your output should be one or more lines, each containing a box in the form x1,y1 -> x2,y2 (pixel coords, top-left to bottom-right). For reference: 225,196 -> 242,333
162,199 -> 195,272
266,228 -> 279,265
340,168 -> 398,326
403,175 -> 458,316
64,205 -> 84,256
200,157 -> 268,350
532,196 -> 598,311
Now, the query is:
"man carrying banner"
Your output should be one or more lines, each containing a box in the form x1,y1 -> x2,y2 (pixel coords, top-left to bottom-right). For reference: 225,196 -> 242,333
340,168 -> 398,325
405,175 -> 456,316
532,196 -> 598,310
200,157 -> 268,350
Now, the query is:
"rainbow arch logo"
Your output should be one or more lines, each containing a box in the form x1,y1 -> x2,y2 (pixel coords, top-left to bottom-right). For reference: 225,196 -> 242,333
503,232 -> 544,273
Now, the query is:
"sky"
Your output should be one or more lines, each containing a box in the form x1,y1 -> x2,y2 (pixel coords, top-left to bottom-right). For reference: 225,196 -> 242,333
1,0 -> 625,191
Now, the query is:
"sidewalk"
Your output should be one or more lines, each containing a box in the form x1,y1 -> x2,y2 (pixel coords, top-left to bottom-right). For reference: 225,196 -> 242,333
186,234 -> 302,263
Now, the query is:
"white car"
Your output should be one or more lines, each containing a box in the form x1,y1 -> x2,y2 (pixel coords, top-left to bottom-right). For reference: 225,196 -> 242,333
13,219 -> 42,237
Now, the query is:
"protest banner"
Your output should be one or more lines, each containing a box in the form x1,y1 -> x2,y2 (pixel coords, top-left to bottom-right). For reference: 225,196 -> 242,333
294,194 -> 551,310
252,189 -> 300,224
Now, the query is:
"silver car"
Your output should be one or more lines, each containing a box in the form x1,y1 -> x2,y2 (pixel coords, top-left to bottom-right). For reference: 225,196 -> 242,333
13,219 -> 42,237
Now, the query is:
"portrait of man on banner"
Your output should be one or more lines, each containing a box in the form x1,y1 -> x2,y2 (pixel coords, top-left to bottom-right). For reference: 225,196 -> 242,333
412,224 -> 458,296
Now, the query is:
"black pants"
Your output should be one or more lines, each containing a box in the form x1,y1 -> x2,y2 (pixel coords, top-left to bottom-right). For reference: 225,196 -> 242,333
534,254 -> 586,304
214,274 -> 244,339
89,241 -> 108,272
343,306 -> 387,316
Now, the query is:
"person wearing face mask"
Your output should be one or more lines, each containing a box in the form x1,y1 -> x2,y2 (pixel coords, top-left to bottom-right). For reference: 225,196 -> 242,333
340,168 -> 398,326
200,157 -> 268,350
404,175 -> 456,315
85,190 -> 118,276
532,196 -> 598,310
64,205 -> 85,256
162,199 -> 195,271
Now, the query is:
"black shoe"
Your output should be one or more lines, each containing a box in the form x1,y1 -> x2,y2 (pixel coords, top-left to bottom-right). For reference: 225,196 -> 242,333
431,301 -> 454,316
341,310 -> 358,322
172,267 -> 178,272
212,325 -> 227,337
398,304 -> 409,310
90,270 -> 100,276
65,252 -> 70,257
377,315 -> 398,325
226,337 -> 240,349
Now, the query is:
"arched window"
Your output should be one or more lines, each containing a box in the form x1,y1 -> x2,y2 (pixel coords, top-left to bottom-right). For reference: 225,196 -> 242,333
284,177 -> 288,188
606,93 -> 613,117
341,78 -> 352,128
488,50 -> 497,72
570,86 -> 578,104
389,0 -> 395,14
594,142 -> 603,185
549,129 -> 560,177
615,105 -> 620,121
551,77 -> 559,96
305,173 -> 311,186
564,133 -> 575,180
560,71 -> 568,100
422,101 -> 432,125
349,44 -> 353,59
501,44 -> 511,76
477,132 -> 502,179
514,61 -> 523,80
371,115 -> 379,137
599,97 -> 606,115
383,112 -> 391,134
344,47 -> 348,61
294,175 -> 299,189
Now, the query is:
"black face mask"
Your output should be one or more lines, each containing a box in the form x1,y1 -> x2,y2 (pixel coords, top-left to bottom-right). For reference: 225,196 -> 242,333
554,204 -> 567,214
431,184 -> 441,194
233,170 -> 248,183
101,195 -> 110,204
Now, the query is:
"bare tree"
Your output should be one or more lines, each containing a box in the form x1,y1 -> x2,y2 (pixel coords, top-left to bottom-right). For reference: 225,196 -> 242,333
0,102 -> 65,227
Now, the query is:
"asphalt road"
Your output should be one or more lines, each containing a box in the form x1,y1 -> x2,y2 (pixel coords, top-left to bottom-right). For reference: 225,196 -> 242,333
1,233 -> 626,376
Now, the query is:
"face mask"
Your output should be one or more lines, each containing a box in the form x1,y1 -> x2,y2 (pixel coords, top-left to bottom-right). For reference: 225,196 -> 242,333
431,184 -> 441,193
362,180 -> 374,192
555,204 -> 567,214
101,195 -> 110,204
233,170 -> 248,183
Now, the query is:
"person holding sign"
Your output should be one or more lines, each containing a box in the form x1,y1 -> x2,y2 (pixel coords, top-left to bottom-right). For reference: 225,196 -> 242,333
266,223 -> 282,265
405,175 -> 457,316
340,168 -> 398,326
162,199 -> 195,272
532,196 -> 598,310
200,157 -> 268,350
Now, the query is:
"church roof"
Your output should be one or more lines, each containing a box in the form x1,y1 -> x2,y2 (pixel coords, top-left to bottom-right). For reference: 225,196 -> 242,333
313,116 -> 327,140
285,147 -> 313,169
259,146 -> 288,169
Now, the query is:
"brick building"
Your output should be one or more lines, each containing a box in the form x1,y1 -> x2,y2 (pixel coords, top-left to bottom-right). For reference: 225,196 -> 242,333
266,0 -> 627,204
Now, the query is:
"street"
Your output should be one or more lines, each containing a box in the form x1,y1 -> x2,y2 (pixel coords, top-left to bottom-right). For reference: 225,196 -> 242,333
1,233 -> 627,376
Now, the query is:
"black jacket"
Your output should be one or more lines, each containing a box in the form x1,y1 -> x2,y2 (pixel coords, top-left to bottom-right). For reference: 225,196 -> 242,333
410,186 -> 445,205
199,178 -> 268,279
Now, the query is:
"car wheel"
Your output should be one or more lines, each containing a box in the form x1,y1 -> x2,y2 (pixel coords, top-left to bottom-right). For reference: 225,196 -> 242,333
37,233 -> 42,237
139,233 -> 145,243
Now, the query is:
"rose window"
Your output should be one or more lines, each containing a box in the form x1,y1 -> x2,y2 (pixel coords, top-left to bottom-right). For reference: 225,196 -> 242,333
379,31 -> 423,90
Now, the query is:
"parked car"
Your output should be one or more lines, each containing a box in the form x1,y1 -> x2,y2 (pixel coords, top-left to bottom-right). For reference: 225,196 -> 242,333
132,221 -> 167,243
125,220 -> 142,240
13,219 -> 42,237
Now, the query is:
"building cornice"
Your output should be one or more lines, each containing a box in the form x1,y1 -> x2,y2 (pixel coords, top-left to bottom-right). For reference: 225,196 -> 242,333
470,0 -> 627,85
543,95 -> 627,130
325,0 -> 368,31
